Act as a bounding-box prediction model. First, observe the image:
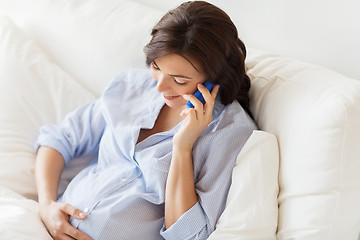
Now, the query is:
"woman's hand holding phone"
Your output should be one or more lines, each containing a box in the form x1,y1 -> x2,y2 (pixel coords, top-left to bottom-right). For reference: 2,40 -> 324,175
173,82 -> 220,152
166,83 -> 219,229
186,81 -> 215,108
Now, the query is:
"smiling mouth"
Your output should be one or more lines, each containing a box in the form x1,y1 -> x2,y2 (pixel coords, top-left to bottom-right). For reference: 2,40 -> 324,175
163,94 -> 181,100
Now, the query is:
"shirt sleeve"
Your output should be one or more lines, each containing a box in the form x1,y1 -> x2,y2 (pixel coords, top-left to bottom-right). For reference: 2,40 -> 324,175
160,106 -> 257,240
34,99 -> 106,165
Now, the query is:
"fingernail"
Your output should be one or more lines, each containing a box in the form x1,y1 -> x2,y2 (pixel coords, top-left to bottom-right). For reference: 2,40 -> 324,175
78,212 -> 86,218
183,94 -> 189,99
198,83 -> 204,88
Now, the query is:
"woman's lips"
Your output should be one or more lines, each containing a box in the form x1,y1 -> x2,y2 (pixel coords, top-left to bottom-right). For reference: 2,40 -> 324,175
163,94 -> 181,100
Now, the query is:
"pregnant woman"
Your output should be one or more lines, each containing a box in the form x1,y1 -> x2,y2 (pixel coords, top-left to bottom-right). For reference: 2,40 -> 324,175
35,1 -> 257,239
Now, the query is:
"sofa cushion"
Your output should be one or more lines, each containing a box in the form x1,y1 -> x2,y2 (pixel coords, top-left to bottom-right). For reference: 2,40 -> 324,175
0,16 -> 95,199
0,0 -> 164,97
0,186 -> 52,239
209,130 -> 279,240
246,48 -> 360,239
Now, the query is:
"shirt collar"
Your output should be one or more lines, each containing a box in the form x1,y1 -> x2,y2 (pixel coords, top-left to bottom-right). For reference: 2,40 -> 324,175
143,89 -> 225,136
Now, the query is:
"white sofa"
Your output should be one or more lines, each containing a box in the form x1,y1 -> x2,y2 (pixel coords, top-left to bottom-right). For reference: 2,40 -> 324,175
0,0 -> 359,239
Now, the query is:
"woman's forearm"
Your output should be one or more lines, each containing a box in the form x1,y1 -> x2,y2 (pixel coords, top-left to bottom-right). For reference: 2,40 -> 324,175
164,147 -> 198,229
35,146 -> 65,204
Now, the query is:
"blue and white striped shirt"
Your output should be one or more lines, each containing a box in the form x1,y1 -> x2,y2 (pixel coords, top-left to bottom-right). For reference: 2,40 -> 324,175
35,69 -> 257,240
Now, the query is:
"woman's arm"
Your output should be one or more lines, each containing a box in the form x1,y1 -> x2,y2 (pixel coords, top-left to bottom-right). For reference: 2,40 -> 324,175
165,84 -> 220,229
35,146 -> 92,240
36,146 -> 64,205
164,147 -> 197,229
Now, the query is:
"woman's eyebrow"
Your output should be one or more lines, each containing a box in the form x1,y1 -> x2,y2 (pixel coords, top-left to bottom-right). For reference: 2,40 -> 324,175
168,74 -> 192,79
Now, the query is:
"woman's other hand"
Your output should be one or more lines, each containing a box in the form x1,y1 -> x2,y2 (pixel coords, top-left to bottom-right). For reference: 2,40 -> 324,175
173,83 -> 220,152
39,201 -> 92,240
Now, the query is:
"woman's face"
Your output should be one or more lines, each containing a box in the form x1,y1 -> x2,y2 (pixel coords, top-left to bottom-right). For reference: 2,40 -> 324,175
150,53 -> 207,109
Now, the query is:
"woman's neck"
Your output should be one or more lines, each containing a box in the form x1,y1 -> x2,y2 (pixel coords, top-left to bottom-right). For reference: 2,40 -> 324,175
137,104 -> 186,144
156,104 -> 186,131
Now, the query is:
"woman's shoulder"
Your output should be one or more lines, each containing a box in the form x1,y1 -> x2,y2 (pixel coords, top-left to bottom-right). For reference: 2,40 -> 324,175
192,100 -> 257,175
228,101 -> 257,128
201,100 -> 258,149
195,99 -> 257,155
211,99 -> 258,134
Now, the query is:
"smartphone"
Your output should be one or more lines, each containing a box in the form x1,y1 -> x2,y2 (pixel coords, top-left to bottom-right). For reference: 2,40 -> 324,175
186,81 -> 215,108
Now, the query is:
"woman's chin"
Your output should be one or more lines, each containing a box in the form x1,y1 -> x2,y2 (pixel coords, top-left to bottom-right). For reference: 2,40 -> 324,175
164,98 -> 187,109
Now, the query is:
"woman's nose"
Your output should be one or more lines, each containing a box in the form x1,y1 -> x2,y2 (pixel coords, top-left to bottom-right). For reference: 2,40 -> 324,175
156,74 -> 170,92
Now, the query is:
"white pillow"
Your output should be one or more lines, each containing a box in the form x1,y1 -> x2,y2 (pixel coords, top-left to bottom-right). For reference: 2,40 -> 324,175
0,186 -> 52,239
246,48 -> 360,239
0,0 -> 164,97
208,130 -> 279,240
0,16 -> 95,200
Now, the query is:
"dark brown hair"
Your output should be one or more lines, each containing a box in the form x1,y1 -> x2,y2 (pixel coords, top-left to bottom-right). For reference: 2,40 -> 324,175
144,1 -> 251,115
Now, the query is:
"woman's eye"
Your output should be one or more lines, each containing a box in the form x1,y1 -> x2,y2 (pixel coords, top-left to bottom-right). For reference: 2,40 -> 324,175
174,78 -> 187,85
152,62 -> 160,70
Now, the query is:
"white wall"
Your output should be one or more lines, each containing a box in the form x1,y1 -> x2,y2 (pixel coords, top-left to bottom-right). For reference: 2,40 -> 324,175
134,0 -> 360,80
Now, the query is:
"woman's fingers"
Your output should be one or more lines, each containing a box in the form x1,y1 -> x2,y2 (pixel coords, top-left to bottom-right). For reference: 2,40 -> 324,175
195,83 -> 220,120
57,234 -> 76,240
183,94 -> 203,113
210,84 -> 220,99
174,83 -> 219,151
180,108 -> 190,118
60,203 -> 87,220
180,107 -> 198,122
181,83 -> 220,125
58,203 -> 92,240
50,218 -> 92,240
65,225 -> 93,240
198,83 -> 219,107
52,220 -> 92,240
39,201 -> 92,240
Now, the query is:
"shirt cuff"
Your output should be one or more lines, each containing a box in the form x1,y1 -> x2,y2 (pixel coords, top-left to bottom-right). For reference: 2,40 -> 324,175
160,202 -> 208,240
34,134 -> 71,165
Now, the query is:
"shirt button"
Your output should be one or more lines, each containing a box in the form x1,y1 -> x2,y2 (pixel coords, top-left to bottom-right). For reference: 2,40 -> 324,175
121,178 -> 127,183
84,208 -> 89,213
